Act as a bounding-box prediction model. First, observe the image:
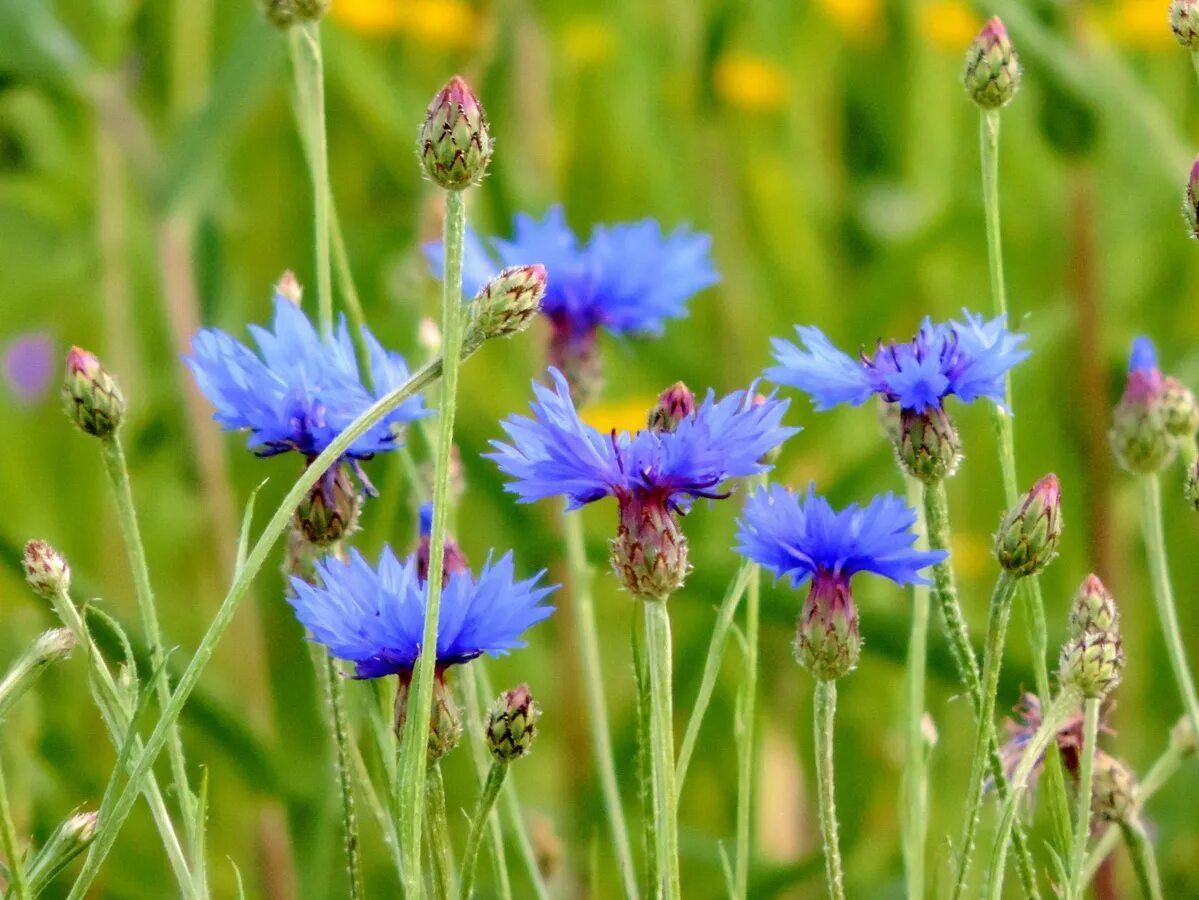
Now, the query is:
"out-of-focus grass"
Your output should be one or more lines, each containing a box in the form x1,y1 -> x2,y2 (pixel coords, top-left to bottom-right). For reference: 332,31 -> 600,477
2,0 -> 1199,896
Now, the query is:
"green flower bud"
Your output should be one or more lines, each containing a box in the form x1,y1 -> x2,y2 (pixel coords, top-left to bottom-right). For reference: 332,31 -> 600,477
1186,458 -> 1199,510
795,573 -> 861,682
1091,753 -> 1138,824
26,810 -> 98,892
963,17 -> 1021,110
395,674 -> 462,762
22,540 -> 71,599
418,76 -> 493,191
610,493 -> 689,600
647,382 -> 696,435
995,473 -> 1062,576
1059,629 -> 1124,700
468,264 -> 547,343
291,0 -> 329,20
1171,0 -> 1199,50
1068,574 -> 1119,638
1161,376 -> 1199,438
63,347 -> 125,439
486,683 -> 540,763
1110,359 -> 1176,475
260,0 -> 299,28
897,406 -> 961,483
293,464 -> 361,547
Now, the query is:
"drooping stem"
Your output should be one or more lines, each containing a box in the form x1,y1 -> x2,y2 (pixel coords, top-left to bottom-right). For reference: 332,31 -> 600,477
316,651 -> 364,900
812,680 -> 845,900
397,189 -> 468,895
562,508 -> 639,899
735,554 -> 761,900
425,763 -> 455,900
951,571 -> 1019,900
642,599 -> 681,899
1120,819 -> 1165,900
459,762 -> 509,900
901,477 -> 930,900
1140,475 -> 1199,740
0,756 -> 30,900
1067,698 -> 1100,898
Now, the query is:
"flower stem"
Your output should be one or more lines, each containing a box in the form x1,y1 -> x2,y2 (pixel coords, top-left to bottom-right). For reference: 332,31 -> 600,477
735,479 -> 765,900
1067,698 -> 1100,898
631,614 -> 657,893
316,650 -> 364,900
99,435 -> 194,844
642,599 -> 681,899
951,571 -> 1019,900
397,189 -> 468,896
0,633 -> 70,721
460,666 -> 512,900
562,508 -> 640,899
812,680 -> 845,900
901,477 -> 930,900
1120,819 -> 1165,900
459,762 -> 508,900
0,755 -> 30,900
1141,474 -> 1199,740
425,763 -> 455,900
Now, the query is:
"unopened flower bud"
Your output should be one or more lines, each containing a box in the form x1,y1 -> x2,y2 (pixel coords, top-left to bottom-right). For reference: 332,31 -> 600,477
291,0 -> 329,20
395,674 -> 462,762
418,76 -> 493,191
416,503 -> 470,585
963,17 -> 1021,110
1091,754 -> 1138,823
1186,458 -> 1199,510
877,395 -> 902,446
1184,157 -> 1199,239
897,406 -> 961,483
26,810 -> 99,890
486,683 -> 540,762
0,628 -> 75,717
1068,574 -> 1119,637
62,347 -> 124,438
260,0 -> 299,28
1110,338 -> 1175,474
274,270 -> 303,306
1171,0 -> 1199,50
293,464 -> 360,546
32,628 -> 76,663
610,494 -> 689,599
647,382 -> 696,434
795,572 -> 861,681
995,474 -> 1062,576
22,540 -> 70,599
1170,715 -> 1197,756
1161,376 -> 1199,438
1059,629 -> 1124,699
469,265 -> 547,341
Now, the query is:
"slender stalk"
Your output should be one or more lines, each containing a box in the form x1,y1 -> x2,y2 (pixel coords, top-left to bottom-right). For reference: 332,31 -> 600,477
1140,475 -> 1199,739
812,680 -> 845,900
1067,699 -> 1100,898
735,549 -> 762,899
350,741 -> 404,880
562,509 -> 639,898
0,632 -> 71,720
0,758 -> 30,900
901,477 -> 930,900
316,651 -> 364,900
99,435 -> 194,843
1191,52 -> 1199,91
397,189 -> 468,895
460,666 -> 511,900
1120,819 -> 1164,900
642,600 -> 680,899
631,613 -> 657,893
951,571 -> 1019,900
425,764 -> 455,900
460,763 -> 508,899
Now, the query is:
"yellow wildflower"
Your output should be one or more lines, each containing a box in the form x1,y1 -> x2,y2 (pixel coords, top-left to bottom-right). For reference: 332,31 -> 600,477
1097,0 -> 1173,50
580,396 -> 656,435
818,0 -> 885,43
331,0 -> 479,47
713,53 -> 788,112
919,0 -> 982,52
331,0 -> 402,35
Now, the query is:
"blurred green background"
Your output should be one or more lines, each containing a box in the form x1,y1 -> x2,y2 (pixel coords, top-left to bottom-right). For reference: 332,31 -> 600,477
2,0 -> 1199,896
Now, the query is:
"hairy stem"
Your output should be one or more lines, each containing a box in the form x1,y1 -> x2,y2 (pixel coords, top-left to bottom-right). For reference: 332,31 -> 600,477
812,680 -> 845,900
735,552 -> 761,900
901,477 -> 930,900
642,600 -> 680,899
1067,699 -> 1100,898
459,762 -> 508,900
425,763 -> 454,900
316,651 -> 364,900
0,757 -> 30,900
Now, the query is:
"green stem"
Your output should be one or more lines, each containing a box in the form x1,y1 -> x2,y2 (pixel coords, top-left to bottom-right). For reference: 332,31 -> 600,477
460,666 -> 511,900
350,741 -> 404,881
316,651 -> 364,900
1067,699 -> 1100,898
425,763 -> 454,900
1191,51 -> 1199,92
397,189 -> 468,896
986,691 -> 1080,900
951,571 -> 1019,900
329,201 -> 374,382
459,763 -> 508,900
0,757 -> 29,900
901,477 -> 930,900
642,600 -> 680,899
1120,819 -> 1164,900
812,680 -> 845,900
631,615 -> 657,894
0,631 -> 71,721
99,435 -> 194,845
562,509 -> 640,899
1141,475 -> 1199,740
734,554 -> 761,900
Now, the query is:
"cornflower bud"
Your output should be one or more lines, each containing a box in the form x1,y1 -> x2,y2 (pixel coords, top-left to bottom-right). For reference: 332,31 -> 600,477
611,490 -> 688,600
23,540 -> 71,599
469,265 -> 547,342
1059,628 -> 1124,699
963,17 -> 1021,110
274,269 -> 303,305
486,683 -> 540,763
647,382 -> 696,434
897,406 -> 961,483
995,473 -> 1062,576
1111,338 -> 1175,474
62,347 -> 124,438
1068,574 -> 1119,637
418,76 -> 493,191
1171,0 -> 1199,50
1161,376 -> 1199,438
260,0 -> 298,28
395,673 -> 462,762
1091,753 -> 1138,824
293,464 -> 361,546
415,503 -> 470,585
795,572 -> 861,681
291,0 -> 329,20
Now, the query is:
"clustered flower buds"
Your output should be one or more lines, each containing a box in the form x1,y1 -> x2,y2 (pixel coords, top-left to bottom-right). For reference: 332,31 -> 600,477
963,17 -> 1021,110
994,474 -> 1062,576
22,540 -> 71,599
62,347 -> 125,439
795,573 -> 861,681
897,407 -> 961,483
1090,753 -> 1138,824
1059,577 -> 1124,699
467,265 -> 548,345
395,674 -> 462,762
1068,574 -> 1119,635
1171,0 -> 1199,50
418,76 -> 493,191
486,683 -> 540,763
293,464 -> 361,546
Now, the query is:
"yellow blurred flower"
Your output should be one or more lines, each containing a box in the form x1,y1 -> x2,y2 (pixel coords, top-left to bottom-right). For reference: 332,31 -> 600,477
1095,0 -> 1173,50
580,396 -> 655,435
919,0 -> 982,52
818,0 -> 884,43
949,531 -> 991,580
713,53 -> 788,112
562,17 -> 616,66
331,0 -> 479,47
331,0 -> 403,35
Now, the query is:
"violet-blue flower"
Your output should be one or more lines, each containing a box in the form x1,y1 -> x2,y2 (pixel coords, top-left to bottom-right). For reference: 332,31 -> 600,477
288,545 -> 555,679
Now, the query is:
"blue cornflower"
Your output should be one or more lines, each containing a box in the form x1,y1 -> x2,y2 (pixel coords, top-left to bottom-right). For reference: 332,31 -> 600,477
1111,336 -> 1196,473
767,311 -> 1029,414
288,545 -> 555,679
426,206 -> 718,399
489,369 -> 796,597
735,483 -> 945,679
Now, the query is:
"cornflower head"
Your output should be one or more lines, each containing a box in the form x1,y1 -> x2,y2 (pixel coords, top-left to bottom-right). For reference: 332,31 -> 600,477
997,693 -> 1115,795
1110,336 -> 1196,474
767,312 -> 1029,482
426,205 -> 718,404
489,370 -> 795,599
735,484 -> 945,680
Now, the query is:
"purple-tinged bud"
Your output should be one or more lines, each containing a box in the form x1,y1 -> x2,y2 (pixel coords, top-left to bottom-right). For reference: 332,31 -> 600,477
995,474 -> 1062,577
963,17 -> 1021,110
897,406 -> 961,483
415,502 -> 470,585
1091,753 -> 1138,823
418,76 -> 493,192
274,270 -> 303,306
22,540 -> 70,599
1068,574 -> 1119,638
395,670 -> 462,762
1171,0 -> 1199,50
293,464 -> 361,547
1110,337 -> 1175,474
486,683 -> 540,763
1059,628 -> 1124,700
795,572 -> 860,681
647,382 -> 696,435
610,490 -> 689,600
467,264 -> 547,345
62,347 -> 124,439
1184,157 -> 1199,239
1161,376 -> 1199,438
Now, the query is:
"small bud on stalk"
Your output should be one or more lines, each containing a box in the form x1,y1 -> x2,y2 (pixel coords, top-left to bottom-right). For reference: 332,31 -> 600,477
62,347 -> 125,439
468,265 -> 547,342
293,464 -> 361,546
1068,575 -> 1119,637
22,540 -> 71,599
897,406 -> 961,483
1091,754 -> 1138,824
291,0 -> 329,20
1171,0 -> 1199,50
274,270 -> 303,305
1059,628 -> 1125,699
261,0 -> 299,28
486,683 -> 540,763
610,490 -> 689,600
1161,376 -> 1199,438
995,474 -> 1062,576
26,810 -> 99,892
32,628 -> 76,663
395,672 -> 462,762
418,76 -> 493,191
1110,338 -> 1176,474
1170,715 -> 1197,756
963,17 -> 1021,110
1184,157 -> 1199,239
647,382 -> 696,435
795,572 -> 861,681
